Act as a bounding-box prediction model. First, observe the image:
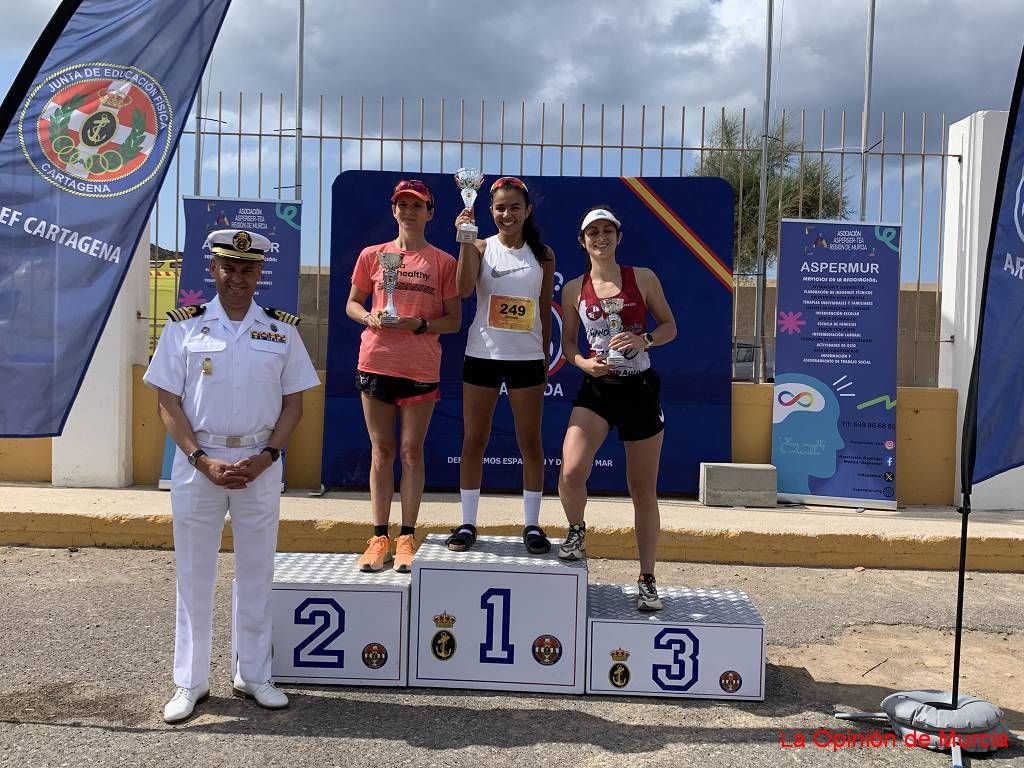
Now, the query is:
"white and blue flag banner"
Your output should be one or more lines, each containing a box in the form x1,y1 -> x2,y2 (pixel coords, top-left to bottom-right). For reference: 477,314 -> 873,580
964,45 -> 1024,489
0,0 -> 232,436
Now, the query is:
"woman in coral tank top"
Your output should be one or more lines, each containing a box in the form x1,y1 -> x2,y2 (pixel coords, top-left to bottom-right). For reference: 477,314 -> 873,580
345,179 -> 461,574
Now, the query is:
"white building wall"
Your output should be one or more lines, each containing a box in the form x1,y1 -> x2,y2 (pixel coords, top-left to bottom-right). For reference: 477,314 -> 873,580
51,226 -> 150,487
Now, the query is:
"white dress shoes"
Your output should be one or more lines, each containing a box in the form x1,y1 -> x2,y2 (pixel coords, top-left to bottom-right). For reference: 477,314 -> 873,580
163,683 -> 210,724
232,675 -> 289,709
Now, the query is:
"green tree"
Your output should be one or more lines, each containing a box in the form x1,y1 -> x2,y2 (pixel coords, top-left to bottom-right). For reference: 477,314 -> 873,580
693,113 -> 850,275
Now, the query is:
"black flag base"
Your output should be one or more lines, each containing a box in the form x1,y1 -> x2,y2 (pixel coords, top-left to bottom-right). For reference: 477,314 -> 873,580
836,691 -> 1018,765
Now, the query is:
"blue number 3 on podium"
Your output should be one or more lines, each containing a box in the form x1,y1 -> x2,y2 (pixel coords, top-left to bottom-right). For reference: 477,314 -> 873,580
293,597 -> 346,668
652,628 -> 699,691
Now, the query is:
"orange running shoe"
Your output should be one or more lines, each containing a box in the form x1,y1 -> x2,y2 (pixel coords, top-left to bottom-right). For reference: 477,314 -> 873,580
393,533 -> 417,573
357,535 -> 392,572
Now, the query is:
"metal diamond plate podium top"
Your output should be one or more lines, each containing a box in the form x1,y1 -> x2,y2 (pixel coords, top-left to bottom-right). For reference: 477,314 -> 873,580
273,552 -> 412,586
414,534 -> 588,571
588,583 -> 764,625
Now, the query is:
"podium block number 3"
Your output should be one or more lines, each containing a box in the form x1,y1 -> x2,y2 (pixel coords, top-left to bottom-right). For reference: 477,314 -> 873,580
293,597 -> 346,668
479,588 -> 515,664
652,628 -> 699,691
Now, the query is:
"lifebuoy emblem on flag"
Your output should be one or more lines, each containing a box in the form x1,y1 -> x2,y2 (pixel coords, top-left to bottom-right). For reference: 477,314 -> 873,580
18,62 -> 173,198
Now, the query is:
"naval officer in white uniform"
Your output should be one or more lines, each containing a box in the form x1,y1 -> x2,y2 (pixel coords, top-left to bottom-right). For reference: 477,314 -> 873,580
144,229 -> 320,723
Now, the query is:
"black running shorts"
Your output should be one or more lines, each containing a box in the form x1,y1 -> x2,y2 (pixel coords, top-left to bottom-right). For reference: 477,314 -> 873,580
571,368 -> 665,441
356,370 -> 439,405
462,355 -> 547,390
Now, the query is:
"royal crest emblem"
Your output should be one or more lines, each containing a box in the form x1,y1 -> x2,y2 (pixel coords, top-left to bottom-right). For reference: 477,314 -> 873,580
19,62 -> 172,197
361,643 -> 389,669
532,634 -> 563,666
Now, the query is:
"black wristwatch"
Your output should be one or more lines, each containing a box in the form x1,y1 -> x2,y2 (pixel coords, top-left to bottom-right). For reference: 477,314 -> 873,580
187,448 -> 207,467
643,332 -> 655,350
262,446 -> 281,462
413,317 -> 429,335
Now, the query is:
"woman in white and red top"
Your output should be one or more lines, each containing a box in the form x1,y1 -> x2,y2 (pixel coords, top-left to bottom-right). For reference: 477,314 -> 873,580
556,206 -> 677,612
345,179 -> 461,574
450,176 -> 556,554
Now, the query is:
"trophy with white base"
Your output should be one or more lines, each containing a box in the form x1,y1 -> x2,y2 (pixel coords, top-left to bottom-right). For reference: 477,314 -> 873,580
600,298 -> 627,368
454,167 -> 484,243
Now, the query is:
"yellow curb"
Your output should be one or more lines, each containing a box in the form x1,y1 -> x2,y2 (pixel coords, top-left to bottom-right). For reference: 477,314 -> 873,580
2,512 -> 1020,572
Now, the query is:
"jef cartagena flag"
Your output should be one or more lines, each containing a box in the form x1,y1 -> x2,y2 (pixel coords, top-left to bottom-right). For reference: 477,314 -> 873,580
0,0 -> 232,436
963,44 -> 1024,490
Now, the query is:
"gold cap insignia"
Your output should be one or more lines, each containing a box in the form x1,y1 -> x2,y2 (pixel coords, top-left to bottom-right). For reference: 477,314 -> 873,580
609,648 -> 630,662
232,230 -> 252,252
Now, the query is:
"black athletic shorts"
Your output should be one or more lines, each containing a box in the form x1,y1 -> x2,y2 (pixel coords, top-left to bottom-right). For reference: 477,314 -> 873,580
462,355 -> 547,389
572,368 -> 665,441
356,370 -> 439,405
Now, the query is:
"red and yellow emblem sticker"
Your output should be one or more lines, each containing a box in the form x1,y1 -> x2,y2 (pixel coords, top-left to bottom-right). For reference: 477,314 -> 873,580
19,62 -> 172,197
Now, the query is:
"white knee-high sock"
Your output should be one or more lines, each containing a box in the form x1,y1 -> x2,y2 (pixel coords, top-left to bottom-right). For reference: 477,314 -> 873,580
460,488 -> 480,527
523,489 -> 543,528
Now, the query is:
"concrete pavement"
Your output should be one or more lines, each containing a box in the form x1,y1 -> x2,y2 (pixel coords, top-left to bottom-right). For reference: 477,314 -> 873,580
1,483 -> 1021,571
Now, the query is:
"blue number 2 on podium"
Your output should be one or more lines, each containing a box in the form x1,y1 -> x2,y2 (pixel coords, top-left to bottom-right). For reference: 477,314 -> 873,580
479,588 -> 515,664
293,597 -> 345,668
652,628 -> 699,691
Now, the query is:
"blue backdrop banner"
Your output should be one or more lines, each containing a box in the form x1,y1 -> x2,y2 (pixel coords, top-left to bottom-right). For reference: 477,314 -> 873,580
0,0 -> 232,436
158,196 -> 302,488
322,171 -> 734,494
965,45 -> 1024,488
179,197 -> 302,310
772,219 -> 901,508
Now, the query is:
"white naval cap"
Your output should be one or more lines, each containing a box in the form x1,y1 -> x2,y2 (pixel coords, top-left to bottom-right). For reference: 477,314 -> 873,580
203,229 -> 271,261
579,208 -> 622,232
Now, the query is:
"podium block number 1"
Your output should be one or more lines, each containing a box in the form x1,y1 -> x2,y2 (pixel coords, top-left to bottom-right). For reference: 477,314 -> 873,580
293,597 -> 346,668
479,588 -> 514,664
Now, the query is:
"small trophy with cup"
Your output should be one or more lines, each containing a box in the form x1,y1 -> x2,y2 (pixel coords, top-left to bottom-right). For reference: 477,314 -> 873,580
454,167 -> 485,243
600,298 -> 627,367
378,251 -> 403,325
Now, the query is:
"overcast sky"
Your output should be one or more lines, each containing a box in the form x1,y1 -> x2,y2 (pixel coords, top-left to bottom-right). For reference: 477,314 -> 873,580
3,0 -> 1021,125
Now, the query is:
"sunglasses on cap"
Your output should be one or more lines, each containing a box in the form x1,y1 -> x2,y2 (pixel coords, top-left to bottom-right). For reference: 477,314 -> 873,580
490,176 -> 528,193
391,179 -> 433,202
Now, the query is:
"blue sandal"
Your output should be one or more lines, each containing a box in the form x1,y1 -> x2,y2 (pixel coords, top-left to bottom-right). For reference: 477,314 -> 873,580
446,524 -> 477,552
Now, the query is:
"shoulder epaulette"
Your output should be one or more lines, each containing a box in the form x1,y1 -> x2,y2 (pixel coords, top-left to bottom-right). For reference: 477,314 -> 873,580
265,307 -> 300,326
166,305 -> 206,322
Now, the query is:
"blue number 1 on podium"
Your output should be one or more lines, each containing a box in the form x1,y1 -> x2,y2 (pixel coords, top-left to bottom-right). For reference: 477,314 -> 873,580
479,588 -> 515,664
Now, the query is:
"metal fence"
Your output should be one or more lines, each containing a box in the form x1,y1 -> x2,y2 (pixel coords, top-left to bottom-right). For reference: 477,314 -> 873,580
147,94 -> 958,386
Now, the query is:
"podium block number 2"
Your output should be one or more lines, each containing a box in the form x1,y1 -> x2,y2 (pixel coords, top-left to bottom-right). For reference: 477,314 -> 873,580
652,628 -> 699,691
293,597 -> 346,668
479,588 -> 514,664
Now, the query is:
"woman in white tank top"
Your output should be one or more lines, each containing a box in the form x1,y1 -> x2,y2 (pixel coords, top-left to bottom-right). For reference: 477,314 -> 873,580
450,176 -> 556,553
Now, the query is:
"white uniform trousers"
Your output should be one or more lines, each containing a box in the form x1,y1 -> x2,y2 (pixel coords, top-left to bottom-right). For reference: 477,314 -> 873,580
169,444 -> 282,688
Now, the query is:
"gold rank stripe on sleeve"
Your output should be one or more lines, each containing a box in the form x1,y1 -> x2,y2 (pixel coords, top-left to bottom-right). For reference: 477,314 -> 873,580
166,305 -> 206,322
264,307 -> 300,326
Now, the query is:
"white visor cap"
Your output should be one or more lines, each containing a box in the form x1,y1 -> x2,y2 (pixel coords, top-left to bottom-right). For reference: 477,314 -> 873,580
579,209 -> 622,233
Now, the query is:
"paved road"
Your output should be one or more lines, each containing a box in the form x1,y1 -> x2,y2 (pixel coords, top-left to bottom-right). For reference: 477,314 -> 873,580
0,546 -> 1021,767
